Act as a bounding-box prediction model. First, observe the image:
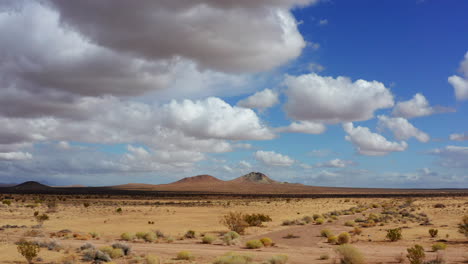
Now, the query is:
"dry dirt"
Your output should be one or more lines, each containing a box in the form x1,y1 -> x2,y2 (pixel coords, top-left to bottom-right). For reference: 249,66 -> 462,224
0,195 -> 467,264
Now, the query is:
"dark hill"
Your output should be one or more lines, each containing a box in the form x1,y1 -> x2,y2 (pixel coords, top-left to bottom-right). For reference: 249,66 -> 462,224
12,181 -> 51,190
229,172 -> 277,184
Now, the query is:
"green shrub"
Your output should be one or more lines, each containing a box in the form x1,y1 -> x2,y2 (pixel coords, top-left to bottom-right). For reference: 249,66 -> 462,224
386,228 -> 402,242
320,229 -> 332,238
337,232 -> 351,245
428,228 -> 438,238
136,232 -> 146,240
345,221 -> 356,227
100,246 -> 124,259
143,232 -> 157,242
17,241 -> 40,264
315,218 -> 324,225
146,254 -> 160,264
245,239 -> 263,249
260,237 -> 273,247
335,244 -> 365,264
431,242 -> 446,252
82,249 -> 112,262
89,232 -> 99,239
302,216 -> 313,224
313,214 -> 322,220
458,215 -> 468,237
35,213 -> 49,226
327,235 -> 337,244
213,252 -> 253,264
184,230 -> 196,239
116,207 -> 123,213
112,242 -> 131,256
222,231 -> 240,245
2,199 -> 11,206
177,251 -> 194,260
120,232 -> 134,241
202,235 -> 216,244
221,212 -> 248,234
243,213 -> 272,227
268,255 -> 288,264
406,245 -> 425,264
353,227 -> 362,235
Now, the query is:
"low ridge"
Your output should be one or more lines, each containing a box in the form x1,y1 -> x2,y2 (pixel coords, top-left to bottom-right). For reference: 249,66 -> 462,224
174,174 -> 222,184
12,181 -> 51,190
230,172 -> 277,184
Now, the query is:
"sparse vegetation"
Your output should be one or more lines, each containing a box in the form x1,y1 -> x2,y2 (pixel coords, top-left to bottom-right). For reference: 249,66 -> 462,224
268,254 -> 288,264
120,232 -> 134,241
145,254 -> 160,264
243,213 -> 272,227
213,252 -> 253,264
260,237 -> 273,247
222,231 -> 240,245
335,244 -> 365,264
245,239 -> 263,249
202,234 -> 216,244
428,228 -> 438,238
407,244 -> 425,264
386,228 -> 402,242
315,217 -> 325,225
458,215 -> 468,237
185,230 -> 196,239
337,232 -> 351,245
320,228 -> 332,238
177,251 -> 194,260
431,242 -> 446,252
328,235 -> 338,244
17,240 -> 40,264
221,212 -> 248,234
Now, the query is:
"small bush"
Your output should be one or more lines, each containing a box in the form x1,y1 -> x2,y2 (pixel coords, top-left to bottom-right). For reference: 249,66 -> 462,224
120,232 -> 134,241
431,242 -> 447,252
202,235 -> 216,244
260,237 -> 273,247
82,249 -> 112,262
143,232 -> 157,242
146,254 -> 160,264
116,207 -> 123,213
433,203 -> 445,208
337,232 -> 351,245
302,216 -> 313,224
89,232 -> 99,239
221,212 -> 248,234
320,229 -> 332,238
2,199 -> 11,206
185,230 -> 196,239
268,255 -> 288,264
406,244 -> 425,264
428,229 -> 438,238
111,242 -> 131,256
80,242 -> 95,251
328,235 -> 337,244
386,228 -> 402,242
458,215 -> 468,237
335,244 -> 365,264
313,214 -> 322,220
244,213 -> 272,227
345,221 -> 356,227
222,231 -> 240,245
100,246 -> 124,259
136,232 -> 146,240
213,252 -> 253,264
319,254 -> 329,260
245,239 -> 263,249
315,218 -> 324,225
177,251 -> 194,260
17,241 -> 40,264
352,227 -> 362,235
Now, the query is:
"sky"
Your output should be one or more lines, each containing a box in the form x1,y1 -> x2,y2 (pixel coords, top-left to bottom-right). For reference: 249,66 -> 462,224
0,0 -> 467,188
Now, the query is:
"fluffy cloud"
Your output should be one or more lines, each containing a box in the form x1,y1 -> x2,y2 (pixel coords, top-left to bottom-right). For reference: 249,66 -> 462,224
276,121 -> 326,134
254,150 -> 295,166
343,123 -> 408,156
237,89 -> 279,110
449,133 -> 468,141
284,73 -> 394,123
377,115 -> 430,143
392,93 -> 434,118
314,159 -> 355,168
429,145 -> 468,168
448,51 -> 468,101
0,152 -> 32,161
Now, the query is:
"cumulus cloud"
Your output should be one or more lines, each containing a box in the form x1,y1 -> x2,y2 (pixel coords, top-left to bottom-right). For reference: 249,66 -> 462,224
0,152 -> 32,161
449,133 -> 468,141
392,93 -> 453,119
284,73 -> 394,123
276,121 -> 326,134
239,160 -> 252,168
377,115 -> 430,143
314,159 -> 355,168
254,150 -> 295,166
343,123 -> 408,156
429,145 -> 468,168
237,89 -> 279,110
448,51 -> 468,101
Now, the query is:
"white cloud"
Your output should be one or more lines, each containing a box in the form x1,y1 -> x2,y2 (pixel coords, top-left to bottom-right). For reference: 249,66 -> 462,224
392,93 -> 434,118
318,19 -> 328,25
276,121 -> 326,134
284,73 -> 394,123
448,51 -> 468,101
308,63 -> 325,73
254,150 -> 295,166
237,89 -> 279,110
429,145 -> 468,168
0,152 -> 32,161
343,122 -> 408,156
314,159 -> 355,168
377,115 -> 430,143
449,133 -> 468,141
239,160 -> 252,168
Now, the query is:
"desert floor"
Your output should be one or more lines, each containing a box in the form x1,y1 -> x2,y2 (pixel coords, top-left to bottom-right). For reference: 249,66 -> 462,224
0,195 -> 467,263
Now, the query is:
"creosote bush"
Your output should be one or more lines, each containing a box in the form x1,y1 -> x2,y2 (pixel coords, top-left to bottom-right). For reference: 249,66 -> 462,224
407,244 -> 425,264
327,235 -> 337,244
17,241 -> 40,264
320,229 -> 332,238
268,254 -> 288,264
345,220 -> 356,227
431,242 -> 447,252
386,228 -> 402,242
337,232 -> 351,245
260,237 -> 273,247
245,239 -> 263,249
243,213 -> 272,227
185,230 -> 196,239
202,234 -> 216,244
223,231 -> 240,245
315,218 -> 325,225
213,252 -> 253,264
428,229 -> 438,238
458,215 -> 468,237
120,232 -> 134,241
221,212 -> 248,234
353,227 -> 362,235
177,251 -> 194,260
111,242 -> 131,256
100,246 -> 124,259
335,244 -> 365,264
146,254 -> 160,264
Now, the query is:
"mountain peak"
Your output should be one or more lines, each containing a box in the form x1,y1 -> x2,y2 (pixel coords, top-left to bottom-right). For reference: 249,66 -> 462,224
13,181 -> 51,190
173,174 -> 222,184
232,172 -> 277,184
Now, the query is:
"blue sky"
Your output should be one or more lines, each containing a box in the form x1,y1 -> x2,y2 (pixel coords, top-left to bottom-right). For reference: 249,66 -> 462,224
0,0 -> 467,188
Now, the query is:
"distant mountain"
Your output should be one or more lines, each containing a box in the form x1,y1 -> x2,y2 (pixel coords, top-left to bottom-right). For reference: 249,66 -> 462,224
12,181 -> 52,190
0,183 -> 16,188
174,174 -> 222,184
229,172 -> 277,184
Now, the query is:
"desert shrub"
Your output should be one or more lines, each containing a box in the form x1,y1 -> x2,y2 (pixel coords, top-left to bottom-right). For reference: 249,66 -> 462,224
315,218 -> 324,225
82,249 -> 112,262
202,234 -> 216,244
184,230 -> 196,239
143,232 -> 157,242
166,236 -> 175,243
213,252 -> 253,264
320,229 -> 332,238
313,214 -> 322,220
260,237 -> 273,247
17,241 -> 40,264
80,242 -> 95,251
120,232 -> 134,241
2,199 -> 12,206
154,230 -> 165,238
386,228 -> 402,242
176,251 -> 194,260
83,202 -> 90,208
319,253 -> 330,260
89,232 -> 99,239
268,255 -> 288,264
221,212 -> 248,234
337,232 -> 351,245
407,245 -> 425,264
302,216 -> 313,224
428,229 -> 438,238
345,221 -> 356,227
431,242 -> 447,252
328,235 -> 337,244
433,203 -> 445,208
100,246 -> 124,259
243,213 -> 272,227
35,213 -> 49,226
223,231 -> 240,245
245,239 -> 263,249
458,215 -> 468,237
335,244 -> 365,264
61,254 -> 79,264
146,254 -> 160,264
46,240 -> 62,251
353,227 -> 362,235
424,252 -> 445,264
111,242 -> 131,256
116,207 -> 123,213
136,232 -> 147,240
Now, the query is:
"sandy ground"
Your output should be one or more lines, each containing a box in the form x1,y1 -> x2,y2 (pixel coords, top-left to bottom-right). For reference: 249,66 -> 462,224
0,196 -> 467,263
